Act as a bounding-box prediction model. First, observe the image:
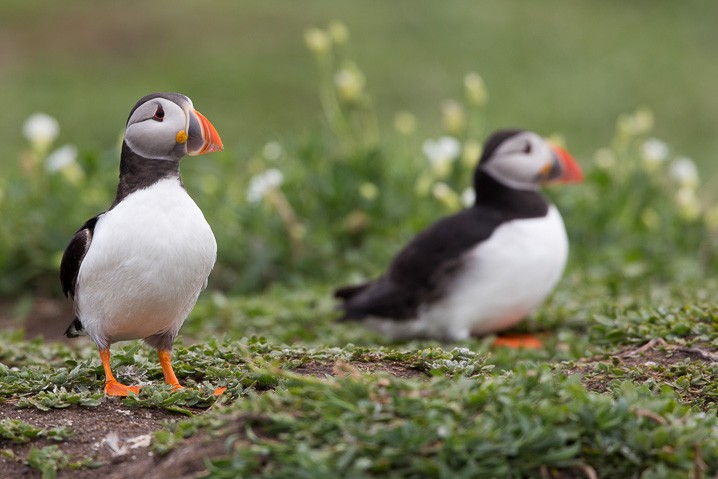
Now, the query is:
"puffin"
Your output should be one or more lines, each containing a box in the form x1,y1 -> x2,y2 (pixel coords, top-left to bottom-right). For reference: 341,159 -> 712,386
334,129 -> 583,343
60,92 -> 223,396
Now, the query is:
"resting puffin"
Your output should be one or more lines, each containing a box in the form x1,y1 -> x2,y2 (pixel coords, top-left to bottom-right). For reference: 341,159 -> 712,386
60,92 -> 223,396
335,129 -> 582,342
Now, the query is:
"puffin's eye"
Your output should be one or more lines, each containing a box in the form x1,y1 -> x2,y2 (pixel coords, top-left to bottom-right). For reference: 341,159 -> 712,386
523,142 -> 532,154
152,105 -> 165,122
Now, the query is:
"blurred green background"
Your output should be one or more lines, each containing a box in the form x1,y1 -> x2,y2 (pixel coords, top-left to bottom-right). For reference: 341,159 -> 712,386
1,0 -> 717,296
2,0 -> 716,163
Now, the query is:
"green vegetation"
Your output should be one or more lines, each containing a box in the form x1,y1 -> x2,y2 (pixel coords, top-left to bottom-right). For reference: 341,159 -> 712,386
2,3 -> 718,478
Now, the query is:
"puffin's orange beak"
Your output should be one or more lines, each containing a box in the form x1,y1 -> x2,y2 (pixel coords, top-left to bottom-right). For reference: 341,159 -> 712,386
187,109 -> 223,156
541,143 -> 583,184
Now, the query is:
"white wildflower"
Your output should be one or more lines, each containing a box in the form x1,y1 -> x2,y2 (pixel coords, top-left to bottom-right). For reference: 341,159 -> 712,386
461,187 -> 475,207
423,136 -> 461,177
334,65 -> 365,103
304,28 -> 331,56
45,144 -> 77,172
327,20 -> 349,45
441,100 -> 465,135
359,182 -> 378,201
593,148 -> 616,170
393,111 -> 417,136
432,182 -> 460,210
462,139 -> 482,168
633,108 -> 654,134
641,138 -> 669,170
262,141 -> 283,161
463,72 -> 488,107
247,168 -> 284,203
669,157 -> 699,188
23,113 -> 59,152
617,109 -> 653,136
675,186 -> 701,221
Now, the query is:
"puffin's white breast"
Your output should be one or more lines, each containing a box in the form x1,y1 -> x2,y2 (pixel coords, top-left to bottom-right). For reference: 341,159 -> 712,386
76,178 -> 216,345
365,206 -> 568,340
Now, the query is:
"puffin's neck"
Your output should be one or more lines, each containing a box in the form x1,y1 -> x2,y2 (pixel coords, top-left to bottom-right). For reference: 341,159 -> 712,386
473,170 -> 548,218
111,141 -> 182,208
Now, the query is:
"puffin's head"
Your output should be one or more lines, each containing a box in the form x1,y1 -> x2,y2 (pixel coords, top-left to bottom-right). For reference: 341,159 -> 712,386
476,129 -> 582,191
124,92 -> 223,161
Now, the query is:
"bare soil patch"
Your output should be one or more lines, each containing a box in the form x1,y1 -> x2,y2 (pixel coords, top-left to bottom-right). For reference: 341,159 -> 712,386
0,400 -> 180,478
565,338 -> 718,394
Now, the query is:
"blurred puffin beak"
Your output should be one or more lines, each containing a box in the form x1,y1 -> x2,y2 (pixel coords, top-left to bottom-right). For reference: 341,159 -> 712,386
540,143 -> 583,184
186,109 -> 223,156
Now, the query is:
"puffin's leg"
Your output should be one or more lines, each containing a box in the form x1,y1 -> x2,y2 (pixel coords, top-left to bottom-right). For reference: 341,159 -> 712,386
158,349 -> 183,390
99,348 -> 141,396
158,349 -> 227,395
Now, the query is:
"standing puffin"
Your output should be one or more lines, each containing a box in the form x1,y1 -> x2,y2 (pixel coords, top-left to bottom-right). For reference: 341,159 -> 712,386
334,129 -> 582,342
60,92 -> 223,396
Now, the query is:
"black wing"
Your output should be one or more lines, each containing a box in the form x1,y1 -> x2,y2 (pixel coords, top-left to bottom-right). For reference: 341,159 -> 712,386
60,215 -> 101,299
335,206 -> 505,321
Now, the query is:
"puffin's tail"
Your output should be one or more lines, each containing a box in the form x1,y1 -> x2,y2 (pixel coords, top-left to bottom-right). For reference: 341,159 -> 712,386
334,283 -> 370,301
333,283 -> 371,322
65,318 -> 86,338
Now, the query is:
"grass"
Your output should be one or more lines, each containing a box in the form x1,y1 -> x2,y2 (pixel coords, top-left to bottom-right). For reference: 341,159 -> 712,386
3,3 -> 718,477
4,280 -> 718,476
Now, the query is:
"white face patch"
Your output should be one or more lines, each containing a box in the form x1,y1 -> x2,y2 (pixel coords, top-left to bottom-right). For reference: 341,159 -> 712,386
480,131 -> 553,190
124,98 -> 188,160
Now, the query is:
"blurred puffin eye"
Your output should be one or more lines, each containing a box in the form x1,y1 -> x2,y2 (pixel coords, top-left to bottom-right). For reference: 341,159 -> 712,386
523,142 -> 532,154
152,105 -> 165,122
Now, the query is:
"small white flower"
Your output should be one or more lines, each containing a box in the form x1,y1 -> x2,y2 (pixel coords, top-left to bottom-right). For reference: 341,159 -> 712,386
462,139 -> 482,168
262,141 -> 283,161
633,108 -> 654,134
463,72 -> 488,106
422,136 -> 461,172
359,182 -> 378,201
45,144 -> 77,172
461,187 -> 475,207
334,66 -> 365,103
641,138 -> 669,166
675,186 -> 701,221
669,157 -> 699,188
247,168 -> 284,203
593,148 -> 616,170
23,113 -> 59,151
304,28 -> 331,56
327,20 -> 349,45
441,100 -> 465,135
393,111 -> 417,136
432,182 -> 460,210
617,108 -> 654,136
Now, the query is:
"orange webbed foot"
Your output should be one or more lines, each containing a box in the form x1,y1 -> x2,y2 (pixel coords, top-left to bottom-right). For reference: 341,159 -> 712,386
168,385 -> 226,396
492,334 -> 543,350
104,380 -> 141,397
